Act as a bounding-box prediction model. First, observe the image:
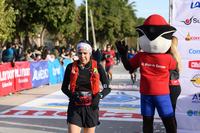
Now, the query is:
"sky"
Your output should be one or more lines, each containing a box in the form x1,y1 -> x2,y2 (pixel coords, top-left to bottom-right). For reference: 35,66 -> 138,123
74,0 -> 170,23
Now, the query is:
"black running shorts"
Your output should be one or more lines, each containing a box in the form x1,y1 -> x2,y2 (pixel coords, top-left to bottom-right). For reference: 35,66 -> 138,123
67,102 -> 99,128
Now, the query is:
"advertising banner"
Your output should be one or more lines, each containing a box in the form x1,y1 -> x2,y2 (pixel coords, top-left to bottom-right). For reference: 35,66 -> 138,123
171,0 -> 200,132
30,61 -> 49,88
0,63 -> 15,96
48,59 -> 63,85
14,61 -> 32,91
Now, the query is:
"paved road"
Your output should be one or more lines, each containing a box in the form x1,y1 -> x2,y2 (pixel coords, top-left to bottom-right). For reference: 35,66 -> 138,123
0,64 -> 166,133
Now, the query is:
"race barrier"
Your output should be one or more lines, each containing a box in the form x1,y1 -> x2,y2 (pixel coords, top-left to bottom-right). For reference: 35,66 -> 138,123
0,58 -> 72,97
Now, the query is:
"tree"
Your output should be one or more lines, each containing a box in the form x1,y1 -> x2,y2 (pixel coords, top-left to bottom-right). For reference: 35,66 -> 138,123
0,0 -> 16,44
28,0 -> 76,46
76,0 -> 138,48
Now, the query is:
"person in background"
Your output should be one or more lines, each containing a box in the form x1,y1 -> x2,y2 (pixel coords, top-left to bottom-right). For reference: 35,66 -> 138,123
0,45 -> 6,62
25,49 -> 34,62
101,44 -> 115,82
115,49 -> 120,65
35,51 -> 42,61
2,42 -> 12,62
92,47 -> 95,59
61,39 -> 111,133
11,43 -> 18,61
41,46 -> 54,62
70,49 -> 76,61
3,48 -> 14,62
128,48 -> 138,84
69,45 -> 75,53
94,48 -> 102,64
167,36 -> 182,127
52,45 -> 63,61
61,48 -> 69,59
30,48 -> 37,61
17,42 -> 24,61
38,46 -> 43,53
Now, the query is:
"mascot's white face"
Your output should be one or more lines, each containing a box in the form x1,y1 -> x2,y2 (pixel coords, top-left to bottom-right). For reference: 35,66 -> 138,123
138,30 -> 174,53
136,14 -> 176,53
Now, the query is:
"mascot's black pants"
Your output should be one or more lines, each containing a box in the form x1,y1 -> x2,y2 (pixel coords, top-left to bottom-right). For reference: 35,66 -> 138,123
169,85 -> 181,126
143,116 -> 177,133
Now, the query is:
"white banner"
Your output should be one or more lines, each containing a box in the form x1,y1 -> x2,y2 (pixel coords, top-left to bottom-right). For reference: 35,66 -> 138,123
172,0 -> 200,132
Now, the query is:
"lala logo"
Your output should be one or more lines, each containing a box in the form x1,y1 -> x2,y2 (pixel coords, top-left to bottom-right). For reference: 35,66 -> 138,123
191,1 -> 200,9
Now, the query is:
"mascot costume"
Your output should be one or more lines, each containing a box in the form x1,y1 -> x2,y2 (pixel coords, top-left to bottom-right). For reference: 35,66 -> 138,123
116,14 -> 177,133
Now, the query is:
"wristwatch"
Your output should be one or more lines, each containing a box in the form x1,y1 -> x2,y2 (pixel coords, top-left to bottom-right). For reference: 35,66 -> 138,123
98,92 -> 103,99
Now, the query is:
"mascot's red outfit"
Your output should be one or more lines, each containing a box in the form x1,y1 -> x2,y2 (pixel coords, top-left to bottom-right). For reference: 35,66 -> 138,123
116,14 -> 177,133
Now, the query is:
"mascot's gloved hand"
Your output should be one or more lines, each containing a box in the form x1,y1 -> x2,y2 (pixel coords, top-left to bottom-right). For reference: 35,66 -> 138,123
91,94 -> 101,110
116,40 -> 128,56
70,93 -> 85,104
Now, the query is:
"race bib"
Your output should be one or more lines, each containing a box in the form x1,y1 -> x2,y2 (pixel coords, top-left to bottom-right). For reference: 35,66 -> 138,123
75,91 -> 93,106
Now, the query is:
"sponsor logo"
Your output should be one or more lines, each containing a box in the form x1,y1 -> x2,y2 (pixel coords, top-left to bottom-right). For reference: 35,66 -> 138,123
187,110 -> 200,116
181,16 -> 200,25
189,49 -> 200,55
53,67 -> 61,76
188,61 -> 200,69
32,68 -> 49,81
185,32 -> 200,41
191,74 -> 200,87
191,1 -> 200,9
192,93 -> 200,103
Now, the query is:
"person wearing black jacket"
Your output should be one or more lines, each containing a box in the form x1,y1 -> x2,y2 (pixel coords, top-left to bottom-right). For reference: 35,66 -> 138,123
167,36 -> 182,127
61,40 -> 111,133
11,43 -> 18,61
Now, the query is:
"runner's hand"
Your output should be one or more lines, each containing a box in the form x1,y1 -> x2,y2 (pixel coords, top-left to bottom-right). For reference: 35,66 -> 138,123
90,94 -> 101,110
116,40 -> 128,56
70,93 -> 85,104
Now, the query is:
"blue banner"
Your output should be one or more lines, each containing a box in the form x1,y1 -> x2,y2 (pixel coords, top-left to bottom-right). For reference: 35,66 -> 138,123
48,59 -> 63,85
63,58 -> 72,69
30,61 -> 50,88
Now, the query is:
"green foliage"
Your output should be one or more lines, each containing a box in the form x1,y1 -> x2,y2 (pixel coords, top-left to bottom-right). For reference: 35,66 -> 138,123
76,0 -> 139,47
0,0 -> 16,41
28,0 -> 76,37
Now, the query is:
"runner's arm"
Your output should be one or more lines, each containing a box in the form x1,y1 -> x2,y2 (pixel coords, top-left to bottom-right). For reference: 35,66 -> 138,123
61,63 -> 73,98
98,63 -> 111,98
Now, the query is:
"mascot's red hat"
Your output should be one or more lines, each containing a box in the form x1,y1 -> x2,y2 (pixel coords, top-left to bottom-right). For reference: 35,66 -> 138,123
135,14 -> 176,53
136,14 -> 176,41
143,14 -> 170,26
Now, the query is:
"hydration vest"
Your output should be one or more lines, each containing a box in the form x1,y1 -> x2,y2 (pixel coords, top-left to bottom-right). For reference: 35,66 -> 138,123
70,59 -> 100,96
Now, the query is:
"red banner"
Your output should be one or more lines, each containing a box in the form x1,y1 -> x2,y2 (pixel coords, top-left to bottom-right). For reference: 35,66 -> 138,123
14,61 -> 32,91
0,63 -> 15,96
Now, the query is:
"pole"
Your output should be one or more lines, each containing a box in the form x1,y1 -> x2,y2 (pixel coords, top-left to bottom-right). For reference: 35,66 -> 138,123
125,37 -> 127,46
90,10 -> 97,50
86,0 -> 89,40
169,0 -> 172,24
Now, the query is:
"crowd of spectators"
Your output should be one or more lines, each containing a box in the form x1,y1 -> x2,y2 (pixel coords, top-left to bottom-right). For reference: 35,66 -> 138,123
0,42 -> 123,67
